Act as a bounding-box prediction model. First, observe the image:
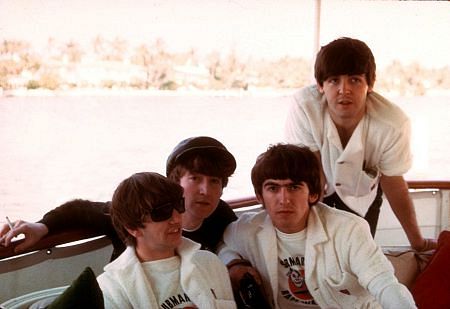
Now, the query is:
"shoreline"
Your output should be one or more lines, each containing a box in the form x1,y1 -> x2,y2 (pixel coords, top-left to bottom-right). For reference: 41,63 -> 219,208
0,87 -> 297,98
2,87 -> 450,98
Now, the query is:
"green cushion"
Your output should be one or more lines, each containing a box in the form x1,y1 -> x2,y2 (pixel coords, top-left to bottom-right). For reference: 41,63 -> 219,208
48,267 -> 104,309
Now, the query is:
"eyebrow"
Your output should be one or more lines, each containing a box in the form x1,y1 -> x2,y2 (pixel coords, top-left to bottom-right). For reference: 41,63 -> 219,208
263,180 -> 295,187
264,180 -> 306,187
263,181 -> 279,188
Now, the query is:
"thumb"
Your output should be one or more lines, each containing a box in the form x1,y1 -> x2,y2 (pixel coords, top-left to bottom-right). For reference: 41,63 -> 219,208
14,243 -> 26,253
14,239 -> 32,253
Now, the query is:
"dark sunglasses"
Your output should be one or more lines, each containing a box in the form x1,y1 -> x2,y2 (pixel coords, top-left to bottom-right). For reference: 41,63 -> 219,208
149,197 -> 185,222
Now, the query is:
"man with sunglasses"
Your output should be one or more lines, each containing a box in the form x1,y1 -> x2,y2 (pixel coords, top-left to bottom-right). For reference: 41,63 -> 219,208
0,136 -> 238,260
97,171 -> 236,308
0,136 -> 268,307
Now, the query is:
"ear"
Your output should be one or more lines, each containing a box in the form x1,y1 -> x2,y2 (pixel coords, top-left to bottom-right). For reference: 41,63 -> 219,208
309,193 -> 319,205
126,227 -> 141,238
256,193 -> 264,204
367,85 -> 373,93
317,82 -> 324,94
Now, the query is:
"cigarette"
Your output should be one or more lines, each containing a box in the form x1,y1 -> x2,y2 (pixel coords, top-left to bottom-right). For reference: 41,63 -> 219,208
5,216 -> 14,230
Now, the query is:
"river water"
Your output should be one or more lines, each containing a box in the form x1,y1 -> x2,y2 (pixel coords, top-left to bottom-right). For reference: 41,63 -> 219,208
0,93 -> 449,222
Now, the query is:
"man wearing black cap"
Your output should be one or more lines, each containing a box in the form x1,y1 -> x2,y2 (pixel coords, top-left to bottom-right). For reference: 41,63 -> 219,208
0,136 -> 238,259
165,136 -> 238,252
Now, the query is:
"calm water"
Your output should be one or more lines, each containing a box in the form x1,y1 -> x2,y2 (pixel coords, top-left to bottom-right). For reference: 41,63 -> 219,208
0,93 -> 449,223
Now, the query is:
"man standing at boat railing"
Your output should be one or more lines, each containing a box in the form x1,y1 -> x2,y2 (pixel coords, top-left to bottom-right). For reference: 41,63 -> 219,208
285,37 -> 436,252
218,143 -> 417,308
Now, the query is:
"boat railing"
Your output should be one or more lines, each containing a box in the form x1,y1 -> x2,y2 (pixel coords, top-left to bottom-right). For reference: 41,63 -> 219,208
376,180 -> 450,246
1,180 -> 449,261
0,180 -> 449,302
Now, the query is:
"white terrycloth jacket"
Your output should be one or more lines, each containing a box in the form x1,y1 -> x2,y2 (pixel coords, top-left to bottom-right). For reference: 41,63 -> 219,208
97,237 -> 236,309
220,203 -> 416,309
285,85 -> 412,216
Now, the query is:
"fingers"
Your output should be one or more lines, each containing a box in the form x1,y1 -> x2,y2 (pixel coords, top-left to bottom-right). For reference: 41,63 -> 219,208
423,238 -> 438,251
240,266 -> 262,285
413,237 -> 438,252
228,264 -> 248,287
0,223 -> 11,244
229,265 -> 262,286
0,222 -> 17,246
246,267 -> 263,285
1,222 -> 26,247
0,221 -> 50,254
0,225 -> 9,246
0,223 -> 10,237
1,220 -> 43,244
14,238 -> 34,253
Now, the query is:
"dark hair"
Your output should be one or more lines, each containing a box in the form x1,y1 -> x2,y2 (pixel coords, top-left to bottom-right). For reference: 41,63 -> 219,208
168,151 -> 233,187
251,144 -> 321,205
111,172 -> 183,246
314,37 -> 376,88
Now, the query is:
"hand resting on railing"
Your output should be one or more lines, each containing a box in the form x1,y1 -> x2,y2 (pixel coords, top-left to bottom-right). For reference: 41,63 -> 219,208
0,220 -> 49,254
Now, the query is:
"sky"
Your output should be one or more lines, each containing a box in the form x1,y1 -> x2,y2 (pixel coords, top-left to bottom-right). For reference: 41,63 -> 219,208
0,0 -> 449,69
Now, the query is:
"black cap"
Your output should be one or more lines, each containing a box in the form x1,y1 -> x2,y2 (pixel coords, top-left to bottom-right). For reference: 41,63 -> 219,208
166,136 -> 236,176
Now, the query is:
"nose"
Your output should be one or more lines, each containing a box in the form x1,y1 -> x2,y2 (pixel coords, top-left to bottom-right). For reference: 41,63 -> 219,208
198,179 -> 210,195
338,78 -> 350,94
279,187 -> 291,205
170,209 -> 182,223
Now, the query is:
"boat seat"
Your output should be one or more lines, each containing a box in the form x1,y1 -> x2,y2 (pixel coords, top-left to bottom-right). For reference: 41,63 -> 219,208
0,286 -> 66,309
384,248 -> 433,290
1,266 -> 104,309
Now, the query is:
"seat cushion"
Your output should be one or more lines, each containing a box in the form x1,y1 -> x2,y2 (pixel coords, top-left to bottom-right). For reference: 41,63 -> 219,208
0,287 -> 66,309
384,250 -> 420,290
47,266 -> 104,309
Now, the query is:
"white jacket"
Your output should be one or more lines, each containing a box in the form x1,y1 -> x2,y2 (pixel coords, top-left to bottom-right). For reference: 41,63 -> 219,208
285,85 -> 412,216
98,237 -> 236,309
220,203 -> 416,309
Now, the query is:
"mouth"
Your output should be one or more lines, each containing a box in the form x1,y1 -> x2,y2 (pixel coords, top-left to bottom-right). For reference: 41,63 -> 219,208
276,209 -> 294,215
195,200 -> 211,207
338,98 -> 352,105
168,226 -> 182,234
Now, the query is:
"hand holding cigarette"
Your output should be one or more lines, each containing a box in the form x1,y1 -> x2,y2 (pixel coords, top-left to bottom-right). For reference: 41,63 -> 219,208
0,219 -> 49,252
1,216 -> 16,246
